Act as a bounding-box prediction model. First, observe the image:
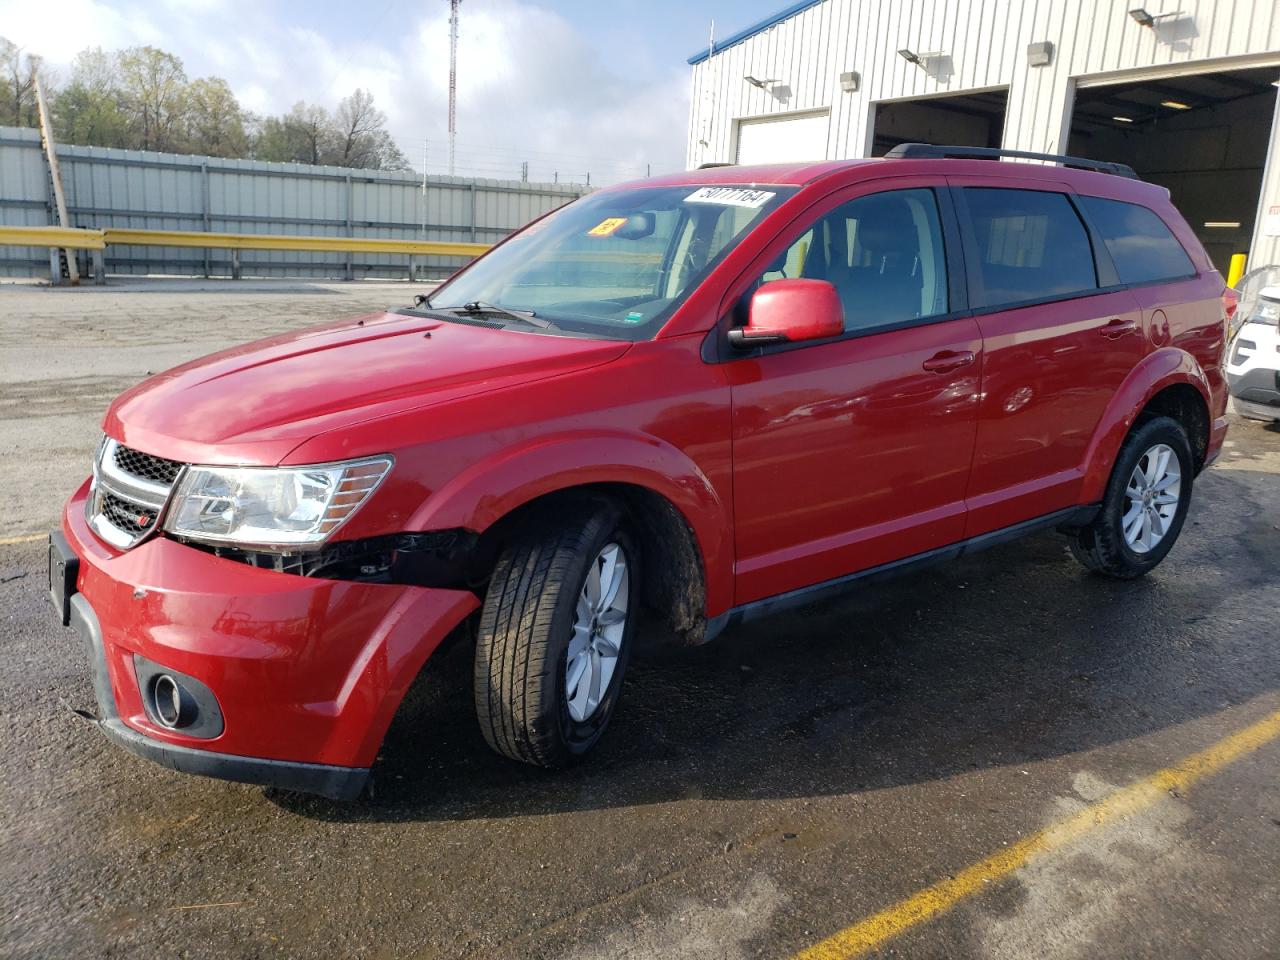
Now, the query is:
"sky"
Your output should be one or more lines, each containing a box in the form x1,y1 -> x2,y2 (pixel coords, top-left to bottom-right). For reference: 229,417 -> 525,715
0,0 -> 786,184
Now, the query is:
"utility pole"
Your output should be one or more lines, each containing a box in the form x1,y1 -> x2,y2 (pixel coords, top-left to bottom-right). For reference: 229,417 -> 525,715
448,0 -> 460,177
421,140 -> 428,238
34,70 -> 79,284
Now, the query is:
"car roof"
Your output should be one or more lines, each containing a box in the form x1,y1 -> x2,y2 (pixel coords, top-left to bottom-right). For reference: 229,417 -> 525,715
640,159 -> 873,187
629,157 -> 1167,203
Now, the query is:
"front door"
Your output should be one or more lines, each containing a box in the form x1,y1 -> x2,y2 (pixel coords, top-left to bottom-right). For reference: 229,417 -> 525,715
724,184 -> 982,605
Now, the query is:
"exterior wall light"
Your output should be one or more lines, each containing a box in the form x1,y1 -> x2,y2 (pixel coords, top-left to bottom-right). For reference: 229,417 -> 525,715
840,70 -> 860,92
1026,41 -> 1054,67
898,49 -> 945,71
1129,8 -> 1179,27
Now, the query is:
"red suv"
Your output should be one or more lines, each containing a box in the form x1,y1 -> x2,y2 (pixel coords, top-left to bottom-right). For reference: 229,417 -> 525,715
50,145 -> 1230,799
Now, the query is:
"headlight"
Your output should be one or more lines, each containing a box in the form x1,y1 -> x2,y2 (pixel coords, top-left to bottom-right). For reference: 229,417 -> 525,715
164,456 -> 393,548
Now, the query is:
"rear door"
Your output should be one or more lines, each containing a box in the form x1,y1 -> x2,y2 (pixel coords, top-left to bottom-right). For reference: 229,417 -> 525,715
723,180 -> 982,604
948,180 -> 1147,535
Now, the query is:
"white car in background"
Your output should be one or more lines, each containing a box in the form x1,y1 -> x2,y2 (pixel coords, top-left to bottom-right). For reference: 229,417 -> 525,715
1227,284 -> 1280,422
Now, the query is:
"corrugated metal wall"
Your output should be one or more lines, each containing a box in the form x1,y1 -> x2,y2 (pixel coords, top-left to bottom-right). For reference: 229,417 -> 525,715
0,126 -> 586,279
687,0 -> 1280,267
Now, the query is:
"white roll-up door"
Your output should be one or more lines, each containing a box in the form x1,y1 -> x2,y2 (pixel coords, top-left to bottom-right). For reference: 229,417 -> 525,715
734,111 -> 830,165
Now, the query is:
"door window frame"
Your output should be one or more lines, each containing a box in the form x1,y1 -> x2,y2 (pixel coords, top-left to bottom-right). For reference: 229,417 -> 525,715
948,181 -> 1126,315
705,176 -> 972,363
1073,193 -> 1199,290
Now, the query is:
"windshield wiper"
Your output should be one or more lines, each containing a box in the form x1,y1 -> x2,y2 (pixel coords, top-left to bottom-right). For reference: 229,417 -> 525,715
457,300 -> 554,329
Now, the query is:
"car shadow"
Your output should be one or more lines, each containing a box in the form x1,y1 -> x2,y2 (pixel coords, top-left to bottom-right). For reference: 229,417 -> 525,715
271,482 -> 1279,824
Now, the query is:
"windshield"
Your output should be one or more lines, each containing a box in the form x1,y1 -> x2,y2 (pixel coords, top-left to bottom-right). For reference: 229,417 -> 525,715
422,184 -> 796,340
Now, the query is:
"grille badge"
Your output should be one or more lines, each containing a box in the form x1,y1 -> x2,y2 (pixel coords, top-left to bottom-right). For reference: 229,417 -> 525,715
87,439 -> 184,549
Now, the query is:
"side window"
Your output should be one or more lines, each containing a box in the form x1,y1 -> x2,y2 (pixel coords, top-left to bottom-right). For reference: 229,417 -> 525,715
760,188 -> 949,333
962,188 -> 1097,309
1078,196 -> 1196,285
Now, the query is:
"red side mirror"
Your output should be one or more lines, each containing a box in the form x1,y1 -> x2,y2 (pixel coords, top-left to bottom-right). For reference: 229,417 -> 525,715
729,278 -> 845,349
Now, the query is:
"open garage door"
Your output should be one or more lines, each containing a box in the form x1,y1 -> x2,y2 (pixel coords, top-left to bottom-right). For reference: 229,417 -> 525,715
735,111 -> 830,164
1068,66 -> 1279,275
871,89 -> 1008,157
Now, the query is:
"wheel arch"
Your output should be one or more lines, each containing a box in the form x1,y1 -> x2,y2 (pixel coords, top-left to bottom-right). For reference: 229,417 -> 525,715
407,432 -> 732,633
1079,347 -> 1212,504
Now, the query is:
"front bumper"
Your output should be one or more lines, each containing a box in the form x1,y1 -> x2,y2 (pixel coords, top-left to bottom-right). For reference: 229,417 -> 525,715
53,480 -> 479,799
1227,366 -> 1280,409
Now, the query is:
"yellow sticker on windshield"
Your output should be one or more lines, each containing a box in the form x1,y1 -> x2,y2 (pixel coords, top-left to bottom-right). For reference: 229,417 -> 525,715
587,217 -> 628,237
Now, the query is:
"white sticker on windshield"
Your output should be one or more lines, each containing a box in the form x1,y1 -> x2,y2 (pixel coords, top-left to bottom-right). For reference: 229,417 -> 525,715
684,186 -> 776,208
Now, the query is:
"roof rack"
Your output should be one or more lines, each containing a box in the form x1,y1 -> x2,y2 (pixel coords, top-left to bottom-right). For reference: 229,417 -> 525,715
883,143 -> 1140,180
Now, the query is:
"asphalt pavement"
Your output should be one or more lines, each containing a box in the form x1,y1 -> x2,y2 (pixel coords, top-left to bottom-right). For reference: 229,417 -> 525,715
1,279 -> 1277,959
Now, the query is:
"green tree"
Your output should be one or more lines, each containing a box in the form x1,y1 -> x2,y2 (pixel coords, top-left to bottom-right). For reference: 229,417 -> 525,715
52,47 -> 130,148
252,101 -> 332,164
183,76 -> 247,157
6,38 -> 410,173
117,46 -> 187,151
0,36 -> 46,128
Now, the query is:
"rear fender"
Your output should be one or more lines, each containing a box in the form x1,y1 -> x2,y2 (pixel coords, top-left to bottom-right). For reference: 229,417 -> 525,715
406,431 -> 733,615
1079,347 -> 1211,503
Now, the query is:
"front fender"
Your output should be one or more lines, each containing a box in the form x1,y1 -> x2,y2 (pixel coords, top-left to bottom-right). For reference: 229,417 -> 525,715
1079,347 -> 1211,503
407,431 -> 734,616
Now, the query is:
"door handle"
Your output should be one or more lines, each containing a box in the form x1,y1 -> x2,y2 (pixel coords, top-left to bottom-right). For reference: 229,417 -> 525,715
922,350 -> 975,373
1099,318 -> 1138,339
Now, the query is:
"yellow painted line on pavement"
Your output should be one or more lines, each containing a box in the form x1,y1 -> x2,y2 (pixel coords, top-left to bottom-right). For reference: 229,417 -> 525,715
0,533 -> 45,546
792,706 -> 1280,960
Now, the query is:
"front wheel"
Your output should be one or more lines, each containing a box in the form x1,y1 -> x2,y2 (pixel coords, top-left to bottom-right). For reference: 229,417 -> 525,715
474,498 -> 639,768
1068,416 -> 1194,579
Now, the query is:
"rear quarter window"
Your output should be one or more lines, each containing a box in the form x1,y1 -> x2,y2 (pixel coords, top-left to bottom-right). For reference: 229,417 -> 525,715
962,188 -> 1098,309
1078,196 -> 1197,285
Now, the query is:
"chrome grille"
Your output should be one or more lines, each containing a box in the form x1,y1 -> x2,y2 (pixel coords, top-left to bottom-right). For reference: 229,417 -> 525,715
112,444 -> 183,485
99,490 -> 160,537
87,438 -> 186,549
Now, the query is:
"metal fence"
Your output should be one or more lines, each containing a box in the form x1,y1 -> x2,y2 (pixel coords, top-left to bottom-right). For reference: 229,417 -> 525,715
0,126 -> 586,280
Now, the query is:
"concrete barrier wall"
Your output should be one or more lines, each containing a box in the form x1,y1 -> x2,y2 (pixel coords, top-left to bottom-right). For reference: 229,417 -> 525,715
0,126 -> 586,280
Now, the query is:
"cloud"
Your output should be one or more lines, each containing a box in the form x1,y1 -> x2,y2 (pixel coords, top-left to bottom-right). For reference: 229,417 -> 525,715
0,0 -> 690,183
0,0 -> 162,63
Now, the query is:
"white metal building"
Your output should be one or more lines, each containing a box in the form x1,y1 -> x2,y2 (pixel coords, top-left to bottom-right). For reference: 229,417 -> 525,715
686,0 -> 1280,274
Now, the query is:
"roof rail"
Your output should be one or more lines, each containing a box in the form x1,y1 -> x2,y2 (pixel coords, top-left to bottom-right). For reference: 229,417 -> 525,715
698,162 -> 736,169
883,143 -> 1140,180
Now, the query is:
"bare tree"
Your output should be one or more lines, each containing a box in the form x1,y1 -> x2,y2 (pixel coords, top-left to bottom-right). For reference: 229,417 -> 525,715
329,89 -> 410,170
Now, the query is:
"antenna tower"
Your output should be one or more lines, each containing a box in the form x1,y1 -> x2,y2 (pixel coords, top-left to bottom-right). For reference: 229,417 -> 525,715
448,0 -> 460,176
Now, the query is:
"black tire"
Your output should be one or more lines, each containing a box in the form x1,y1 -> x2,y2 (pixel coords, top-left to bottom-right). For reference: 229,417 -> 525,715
474,497 -> 639,768
1069,415 -> 1195,579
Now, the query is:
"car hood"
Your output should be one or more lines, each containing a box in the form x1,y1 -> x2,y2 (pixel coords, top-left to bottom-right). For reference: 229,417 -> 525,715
104,311 -> 630,464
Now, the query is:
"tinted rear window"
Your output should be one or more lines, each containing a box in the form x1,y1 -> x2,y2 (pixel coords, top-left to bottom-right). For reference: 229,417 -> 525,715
1078,196 -> 1196,285
962,188 -> 1097,309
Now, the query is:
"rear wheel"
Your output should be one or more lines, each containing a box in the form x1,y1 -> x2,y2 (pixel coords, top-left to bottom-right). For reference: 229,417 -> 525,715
474,498 -> 639,767
1069,416 -> 1194,579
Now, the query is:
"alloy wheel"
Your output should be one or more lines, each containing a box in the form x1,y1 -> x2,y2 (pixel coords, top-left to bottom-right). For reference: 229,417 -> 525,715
565,542 -> 629,722
1122,442 -> 1182,554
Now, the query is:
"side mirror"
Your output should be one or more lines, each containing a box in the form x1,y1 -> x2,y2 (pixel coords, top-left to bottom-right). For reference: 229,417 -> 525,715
728,278 -> 844,349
